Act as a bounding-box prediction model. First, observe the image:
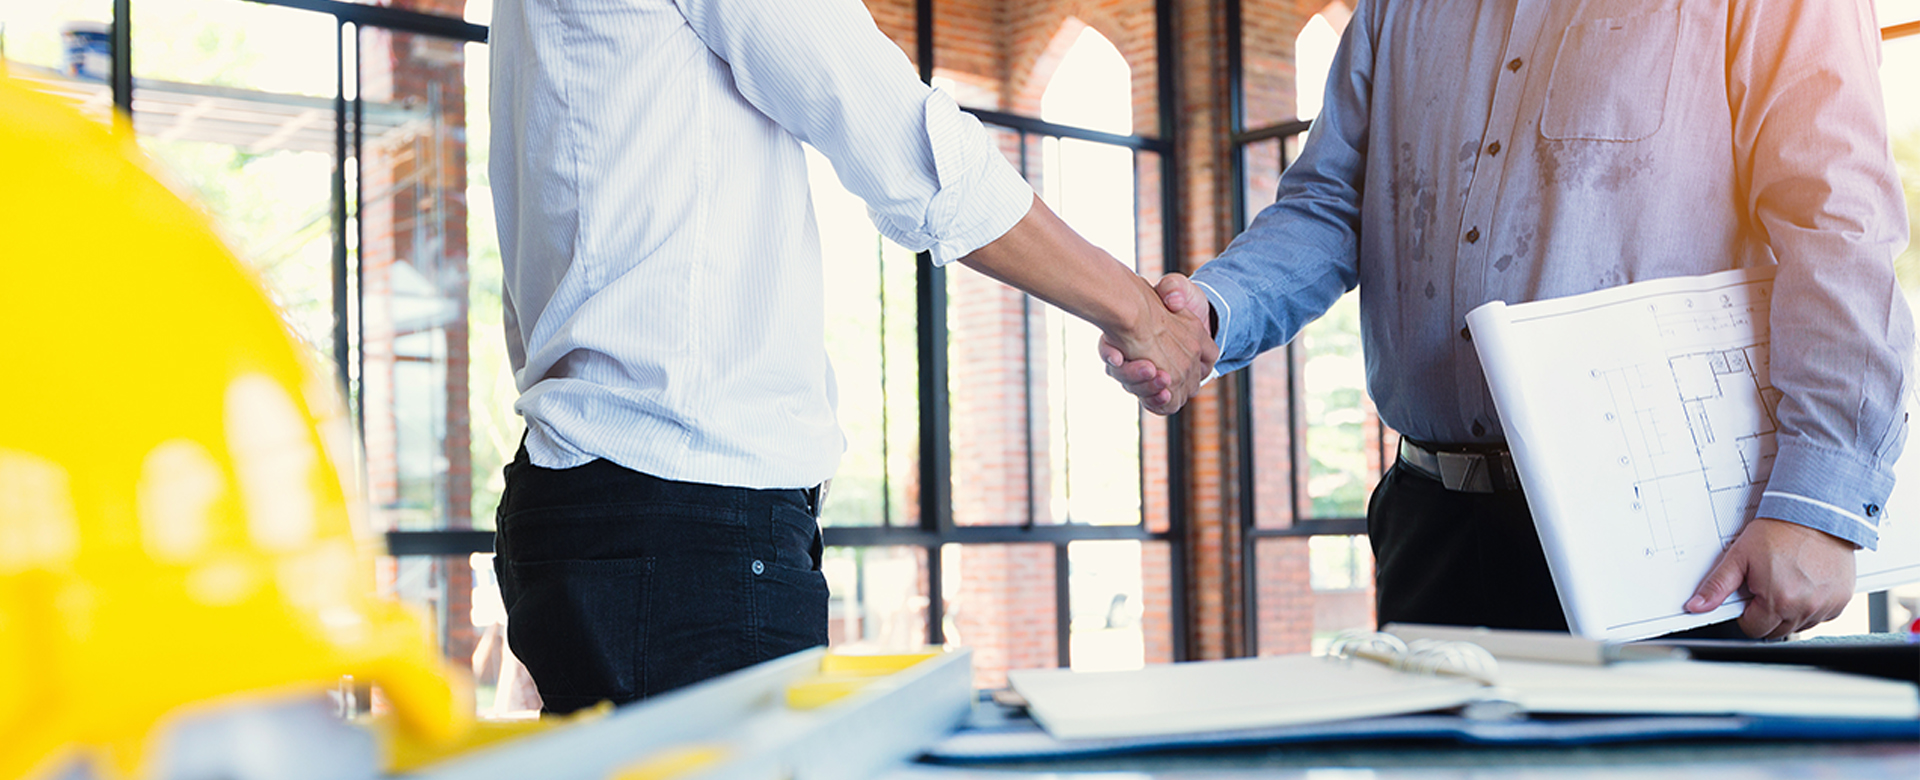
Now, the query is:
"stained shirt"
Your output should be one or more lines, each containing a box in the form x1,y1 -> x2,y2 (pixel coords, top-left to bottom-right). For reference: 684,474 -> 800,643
1192,0 -> 1912,549
489,0 -> 1032,488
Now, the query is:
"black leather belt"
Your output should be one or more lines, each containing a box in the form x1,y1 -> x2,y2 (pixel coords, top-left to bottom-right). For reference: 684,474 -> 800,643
1397,439 -> 1523,493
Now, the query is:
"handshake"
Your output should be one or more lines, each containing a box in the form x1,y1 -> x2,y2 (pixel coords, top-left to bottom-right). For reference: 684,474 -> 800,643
1096,273 -> 1218,416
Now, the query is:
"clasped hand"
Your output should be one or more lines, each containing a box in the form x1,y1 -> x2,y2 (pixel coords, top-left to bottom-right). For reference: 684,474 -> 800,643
1098,273 -> 1217,415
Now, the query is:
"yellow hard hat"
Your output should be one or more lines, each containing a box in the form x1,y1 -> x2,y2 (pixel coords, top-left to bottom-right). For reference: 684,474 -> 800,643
0,77 -> 468,779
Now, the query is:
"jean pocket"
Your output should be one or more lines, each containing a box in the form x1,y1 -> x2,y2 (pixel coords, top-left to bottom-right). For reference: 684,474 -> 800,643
768,504 -> 824,572
1542,6 -> 1681,142
504,557 -> 652,709
753,562 -> 830,655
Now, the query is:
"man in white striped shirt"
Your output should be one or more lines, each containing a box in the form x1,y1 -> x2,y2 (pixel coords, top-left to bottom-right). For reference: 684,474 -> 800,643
488,0 -> 1214,710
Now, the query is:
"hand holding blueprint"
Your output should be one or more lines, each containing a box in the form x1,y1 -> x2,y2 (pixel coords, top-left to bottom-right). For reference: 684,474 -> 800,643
1467,266 -> 1920,640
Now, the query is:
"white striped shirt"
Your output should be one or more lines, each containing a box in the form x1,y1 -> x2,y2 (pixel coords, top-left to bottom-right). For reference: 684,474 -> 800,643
489,0 -> 1033,488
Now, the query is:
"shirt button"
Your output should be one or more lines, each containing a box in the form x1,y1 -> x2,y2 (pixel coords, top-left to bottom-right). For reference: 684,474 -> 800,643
1486,140 -> 1502,156
1465,227 -> 1480,244
1459,326 -> 1472,342
1866,504 -> 1882,518
1507,58 -> 1523,72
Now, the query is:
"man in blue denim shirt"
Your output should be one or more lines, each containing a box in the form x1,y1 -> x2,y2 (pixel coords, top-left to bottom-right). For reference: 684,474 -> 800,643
1111,0 -> 1912,639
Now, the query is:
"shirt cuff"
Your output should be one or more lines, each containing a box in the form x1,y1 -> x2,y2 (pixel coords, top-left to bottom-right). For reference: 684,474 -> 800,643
908,90 -> 1034,267
1189,276 -> 1245,378
1756,441 -> 1896,550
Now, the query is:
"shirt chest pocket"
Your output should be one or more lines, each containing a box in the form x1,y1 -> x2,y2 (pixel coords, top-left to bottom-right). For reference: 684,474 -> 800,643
1541,5 -> 1682,142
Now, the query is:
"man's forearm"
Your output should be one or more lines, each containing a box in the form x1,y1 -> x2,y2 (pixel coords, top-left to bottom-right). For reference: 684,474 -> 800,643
957,194 -> 1156,335
959,194 -> 1217,414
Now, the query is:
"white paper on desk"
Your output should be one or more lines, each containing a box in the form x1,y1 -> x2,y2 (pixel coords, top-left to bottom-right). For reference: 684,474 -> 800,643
1007,654 -> 1486,741
1467,265 -> 1920,641
1496,658 -> 1920,719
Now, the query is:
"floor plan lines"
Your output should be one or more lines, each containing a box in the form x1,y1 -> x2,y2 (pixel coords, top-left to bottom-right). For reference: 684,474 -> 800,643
1599,341 -> 1777,563
1470,266 -> 1918,639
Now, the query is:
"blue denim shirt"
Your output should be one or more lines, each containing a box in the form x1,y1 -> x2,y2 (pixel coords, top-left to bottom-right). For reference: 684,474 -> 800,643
1192,0 -> 1912,549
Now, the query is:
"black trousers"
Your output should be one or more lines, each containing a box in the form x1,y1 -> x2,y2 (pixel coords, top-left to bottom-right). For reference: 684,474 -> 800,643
1367,459 -> 1745,638
493,446 -> 828,713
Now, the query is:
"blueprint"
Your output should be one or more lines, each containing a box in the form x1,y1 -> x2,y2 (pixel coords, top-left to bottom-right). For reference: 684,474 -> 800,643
1468,266 -> 1920,640
1597,316 -> 1776,564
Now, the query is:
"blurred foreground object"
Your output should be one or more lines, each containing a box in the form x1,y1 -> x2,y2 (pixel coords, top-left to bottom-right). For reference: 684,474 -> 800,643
411,648 -> 971,780
0,76 -> 467,779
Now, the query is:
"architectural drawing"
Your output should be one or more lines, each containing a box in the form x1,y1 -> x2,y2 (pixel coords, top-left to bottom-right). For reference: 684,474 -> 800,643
1599,339 -> 1778,563
1469,266 -> 1920,639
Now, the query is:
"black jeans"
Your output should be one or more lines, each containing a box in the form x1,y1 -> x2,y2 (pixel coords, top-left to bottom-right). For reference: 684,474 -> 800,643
1367,459 -> 1745,638
493,446 -> 829,713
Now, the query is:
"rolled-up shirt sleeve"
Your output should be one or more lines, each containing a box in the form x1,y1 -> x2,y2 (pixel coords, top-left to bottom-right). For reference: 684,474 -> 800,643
673,0 -> 1032,266
1734,0 -> 1913,550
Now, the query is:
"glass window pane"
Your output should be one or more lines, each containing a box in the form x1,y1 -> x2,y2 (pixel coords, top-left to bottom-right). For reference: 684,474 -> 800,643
131,1 -> 338,369
1040,138 -> 1142,527
2,1 -> 110,73
946,125 -> 1046,528
1888,30 -> 1919,300
931,1 -> 1158,132
1291,9 -> 1342,124
2,0 -> 114,123
1242,137 -> 1301,530
356,22 -> 484,699
356,25 -> 474,538
1255,536 -> 1309,656
466,0 -> 495,26
380,553 -> 513,715
465,39 -> 519,531
466,552 -> 543,717
1877,0 -> 1920,27
824,545 -> 931,651
812,147 -> 920,530
941,542 -> 1057,688
1308,534 -> 1375,649
1250,347 -> 1298,529
1067,540 -> 1145,671
1241,139 -> 1388,526
946,29 -> 1149,529
136,0 -> 335,97
1300,291 -> 1387,519
1256,535 -> 1375,656
1238,1 -> 1350,129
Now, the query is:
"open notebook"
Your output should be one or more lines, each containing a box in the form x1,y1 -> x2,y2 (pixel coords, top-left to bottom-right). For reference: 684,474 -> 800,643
1005,628 -> 1920,741
1465,266 -> 1920,640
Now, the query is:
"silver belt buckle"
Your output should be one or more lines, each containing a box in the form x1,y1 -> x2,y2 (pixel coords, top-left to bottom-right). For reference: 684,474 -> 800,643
1400,439 -> 1519,493
1435,451 -> 1495,493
